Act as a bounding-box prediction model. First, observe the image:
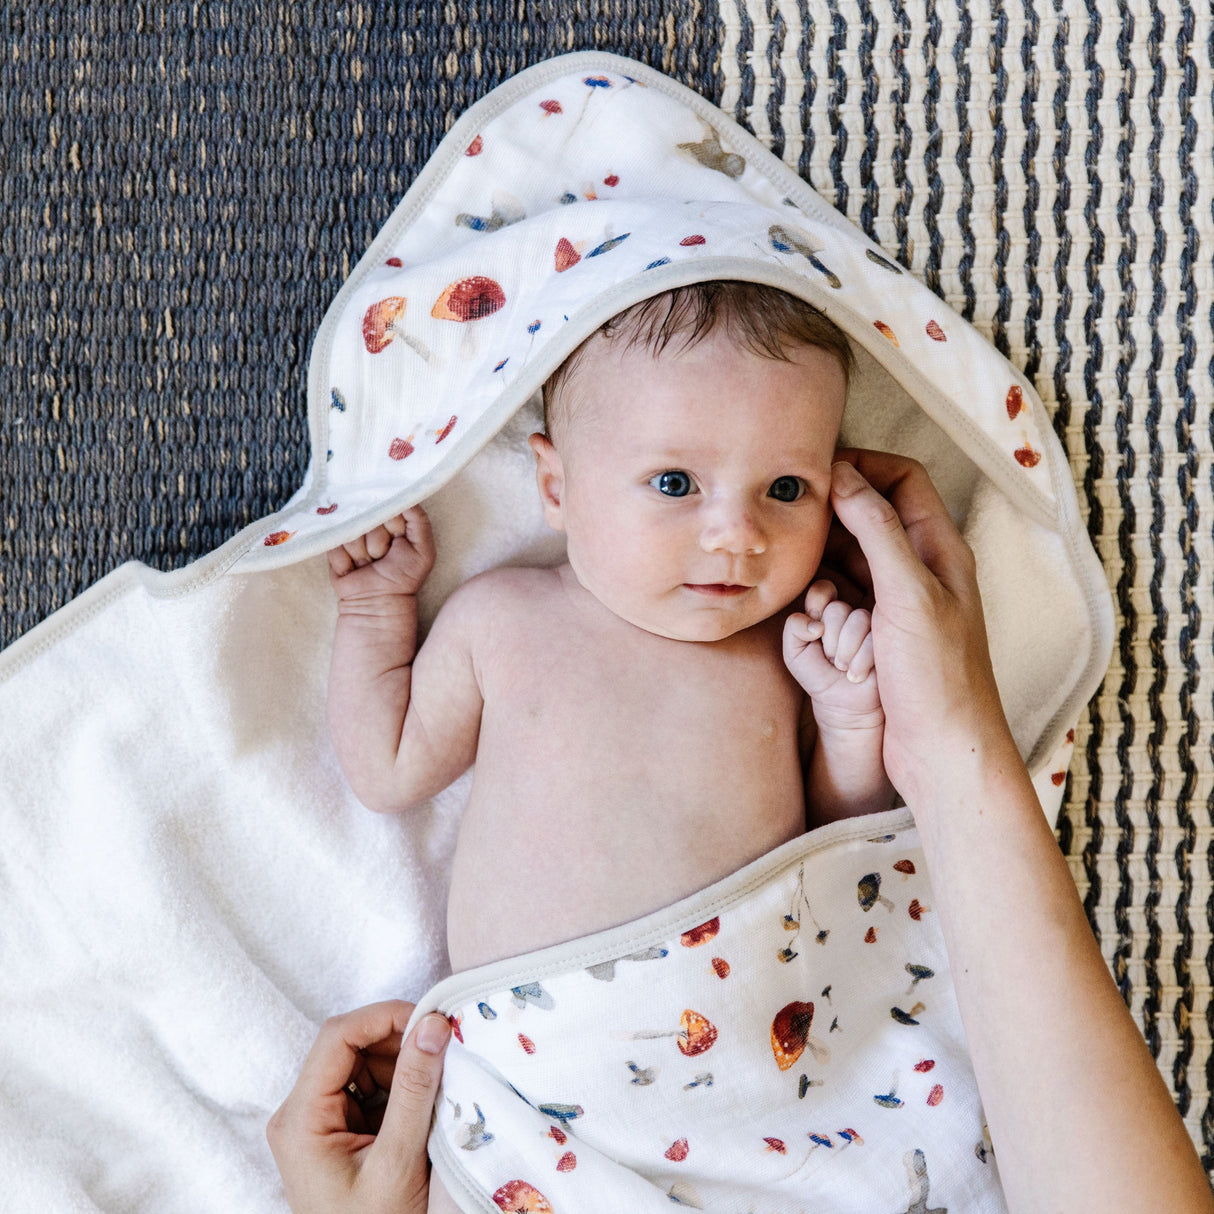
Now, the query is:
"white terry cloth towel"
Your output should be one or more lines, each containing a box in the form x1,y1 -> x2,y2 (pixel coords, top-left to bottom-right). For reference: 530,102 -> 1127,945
0,51 -> 1111,1213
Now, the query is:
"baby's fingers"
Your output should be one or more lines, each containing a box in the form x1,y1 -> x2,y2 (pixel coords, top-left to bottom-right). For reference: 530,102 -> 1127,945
844,632 -> 875,684
827,605 -> 873,672
801,579 -> 839,621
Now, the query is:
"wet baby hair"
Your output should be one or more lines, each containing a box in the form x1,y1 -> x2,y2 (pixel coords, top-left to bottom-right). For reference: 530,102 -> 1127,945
540,279 -> 855,440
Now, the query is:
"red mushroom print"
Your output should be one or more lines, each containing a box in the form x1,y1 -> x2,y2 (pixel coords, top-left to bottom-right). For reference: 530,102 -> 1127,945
665,1138 -> 689,1162
1015,443 -> 1042,468
518,1033 -> 536,1055
316,503 -> 338,515
914,1059 -> 936,1073
362,297 -> 408,354
865,927 -> 878,944
893,859 -> 916,877
539,99 -> 563,116
435,415 -> 458,443
927,1084 -> 944,1106
554,237 -> 581,272
556,1152 -> 577,1172
680,918 -> 720,947
431,275 -> 506,322
763,1137 -> 787,1154
1006,383 -> 1024,419
680,234 -> 707,246
926,319 -> 947,341
604,174 -> 619,187
711,957 -> 730,979
908,898 -> 930,920
466,135 -> 483,156
263,530 -> 295,547
492,1180 -> 554,1213
771,1001 -> 814,1071
389,436 -> 415,461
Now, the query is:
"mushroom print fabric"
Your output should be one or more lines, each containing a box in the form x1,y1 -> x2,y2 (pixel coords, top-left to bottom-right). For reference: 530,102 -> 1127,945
410,810 -> 1007,1213
232,48 -> 1111,799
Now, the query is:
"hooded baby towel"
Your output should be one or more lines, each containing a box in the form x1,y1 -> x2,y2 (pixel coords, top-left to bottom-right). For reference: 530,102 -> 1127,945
0,50 -> 1112,1212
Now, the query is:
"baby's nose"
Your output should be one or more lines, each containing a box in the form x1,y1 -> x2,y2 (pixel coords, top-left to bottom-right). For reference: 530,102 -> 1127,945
699,500 -> 766,555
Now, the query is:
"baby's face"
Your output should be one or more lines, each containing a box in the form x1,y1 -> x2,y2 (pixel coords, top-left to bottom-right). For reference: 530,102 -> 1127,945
532,326 -> 847,643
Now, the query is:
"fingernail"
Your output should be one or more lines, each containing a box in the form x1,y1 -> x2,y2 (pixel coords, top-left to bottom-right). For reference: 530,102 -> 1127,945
832,462 -> 865,496
416,1014 -> 452,1055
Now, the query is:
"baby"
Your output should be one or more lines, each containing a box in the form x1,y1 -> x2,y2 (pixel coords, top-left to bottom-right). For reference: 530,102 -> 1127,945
328,279 -> 893,985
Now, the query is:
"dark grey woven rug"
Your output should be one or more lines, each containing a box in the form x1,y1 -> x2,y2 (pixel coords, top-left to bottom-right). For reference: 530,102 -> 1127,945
0,1 -> 722,644
3,0 -> 1212,1178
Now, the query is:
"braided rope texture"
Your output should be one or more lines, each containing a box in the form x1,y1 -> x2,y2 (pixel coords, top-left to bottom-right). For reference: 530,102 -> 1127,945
1,0 -> 1212,1177
718,0 -> 1214,1170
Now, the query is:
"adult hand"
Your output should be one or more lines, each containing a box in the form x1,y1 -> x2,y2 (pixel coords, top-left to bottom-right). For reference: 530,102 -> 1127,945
267,1001 -> 452,1214
824,449 -> 1012,804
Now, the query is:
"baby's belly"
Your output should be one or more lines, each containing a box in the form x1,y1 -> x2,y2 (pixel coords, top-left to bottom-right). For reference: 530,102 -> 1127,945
444,756 -> 806,973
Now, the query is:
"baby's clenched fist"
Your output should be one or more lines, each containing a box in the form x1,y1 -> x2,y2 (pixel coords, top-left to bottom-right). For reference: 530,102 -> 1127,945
782,578 -> 882,726
327,507 -> 435,599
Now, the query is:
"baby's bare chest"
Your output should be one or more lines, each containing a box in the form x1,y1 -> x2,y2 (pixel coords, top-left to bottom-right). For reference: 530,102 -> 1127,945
447,611 -> 809,969
475,617 -> 805,806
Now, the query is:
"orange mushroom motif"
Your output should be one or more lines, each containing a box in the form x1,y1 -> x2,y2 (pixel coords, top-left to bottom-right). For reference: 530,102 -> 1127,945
771,1001 -> 814,1071
874,320 -> 899,346
678,1009 -> 718,1057
363,297 -> 408,354
1014,443 -> 1042,468
626,1008 -> 718,1056
431,276 -> 506,322
492,1180 -> 553,1213
680,918 -> 719,947
1006,384 -> 1024,419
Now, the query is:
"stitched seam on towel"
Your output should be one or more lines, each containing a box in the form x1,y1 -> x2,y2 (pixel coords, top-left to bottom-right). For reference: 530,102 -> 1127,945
413,805 -> 916,1018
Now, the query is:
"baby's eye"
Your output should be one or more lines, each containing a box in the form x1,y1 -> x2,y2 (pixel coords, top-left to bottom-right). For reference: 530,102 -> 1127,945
650,470 -> 696,497
768,476 -> 807,502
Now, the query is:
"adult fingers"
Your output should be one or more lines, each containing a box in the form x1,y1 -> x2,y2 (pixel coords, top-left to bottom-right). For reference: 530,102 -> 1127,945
291,1002 -> 416,1126
374,1013 -> 452,1178
830,453 -> 976,603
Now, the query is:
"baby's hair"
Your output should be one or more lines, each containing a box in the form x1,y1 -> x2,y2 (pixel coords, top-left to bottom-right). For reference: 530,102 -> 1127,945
541,279 -> 854,438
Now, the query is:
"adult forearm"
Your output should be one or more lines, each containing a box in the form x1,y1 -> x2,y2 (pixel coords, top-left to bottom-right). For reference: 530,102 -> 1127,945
910,733 -> 1213,1213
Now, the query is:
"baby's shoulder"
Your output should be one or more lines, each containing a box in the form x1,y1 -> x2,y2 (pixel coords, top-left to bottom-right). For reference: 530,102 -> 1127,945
435,564 -> 562,632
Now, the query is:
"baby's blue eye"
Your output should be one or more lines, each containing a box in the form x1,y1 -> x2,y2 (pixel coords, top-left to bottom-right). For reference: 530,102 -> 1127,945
651,470 -> 695,497
768,476 -> 806,502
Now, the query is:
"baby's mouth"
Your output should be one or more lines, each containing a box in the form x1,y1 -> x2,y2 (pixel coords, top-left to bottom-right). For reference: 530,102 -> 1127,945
683,583 -> 752,597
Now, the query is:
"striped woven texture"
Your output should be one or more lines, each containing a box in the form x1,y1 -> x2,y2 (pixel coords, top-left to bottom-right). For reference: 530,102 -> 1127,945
715,0 -> 1214,1168
1,0 -> 1211,1176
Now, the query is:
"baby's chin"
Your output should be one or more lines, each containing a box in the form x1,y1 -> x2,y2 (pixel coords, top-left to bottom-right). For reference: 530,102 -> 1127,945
603,594 -> 780,645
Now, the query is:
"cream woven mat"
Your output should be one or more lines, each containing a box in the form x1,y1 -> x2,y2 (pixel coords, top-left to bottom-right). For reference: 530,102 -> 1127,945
716,0 -> 1213,1166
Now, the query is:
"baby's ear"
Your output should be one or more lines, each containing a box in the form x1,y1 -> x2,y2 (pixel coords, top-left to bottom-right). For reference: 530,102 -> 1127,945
528,433 -> 566,531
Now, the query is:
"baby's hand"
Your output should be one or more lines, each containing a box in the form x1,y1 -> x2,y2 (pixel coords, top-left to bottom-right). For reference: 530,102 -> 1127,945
783,579 -> 882,730
327,508 -> 435,600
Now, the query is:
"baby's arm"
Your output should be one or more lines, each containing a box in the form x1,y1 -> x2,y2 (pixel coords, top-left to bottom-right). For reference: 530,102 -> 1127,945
327,508 -> 482,813
783,578 -> 895,826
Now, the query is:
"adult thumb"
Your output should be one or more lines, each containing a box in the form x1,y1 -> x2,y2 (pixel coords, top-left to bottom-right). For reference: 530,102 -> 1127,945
376,1013 -> 451,1184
